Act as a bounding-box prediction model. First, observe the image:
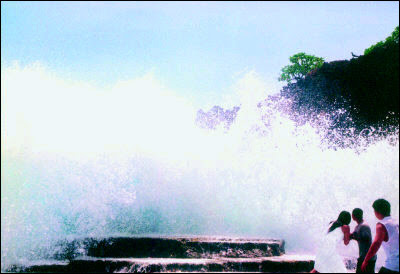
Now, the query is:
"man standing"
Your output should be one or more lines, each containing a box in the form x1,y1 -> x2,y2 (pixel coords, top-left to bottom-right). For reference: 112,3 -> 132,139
362,199 -> 399,273
350,208 -> 376,273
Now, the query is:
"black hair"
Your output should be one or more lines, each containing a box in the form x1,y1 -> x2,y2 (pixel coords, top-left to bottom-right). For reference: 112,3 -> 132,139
352,208 -> 363,221
328,211 -> 351,233
372,199 -> 391,217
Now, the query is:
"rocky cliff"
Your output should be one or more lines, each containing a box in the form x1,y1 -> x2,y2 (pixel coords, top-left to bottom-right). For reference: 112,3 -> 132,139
197,40 -> 399,144
281,39 -> 399,132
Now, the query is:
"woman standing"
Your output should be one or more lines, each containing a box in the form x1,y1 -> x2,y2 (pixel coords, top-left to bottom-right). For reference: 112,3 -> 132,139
310,211 -> 351,273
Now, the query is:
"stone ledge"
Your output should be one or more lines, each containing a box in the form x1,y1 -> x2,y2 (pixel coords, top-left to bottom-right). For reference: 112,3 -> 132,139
53,236 -> 284,259
7,255 -> 315,273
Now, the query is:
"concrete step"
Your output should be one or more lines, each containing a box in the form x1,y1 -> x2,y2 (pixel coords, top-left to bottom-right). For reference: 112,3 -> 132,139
6,255 -> 315,273
53,236 -> 285,260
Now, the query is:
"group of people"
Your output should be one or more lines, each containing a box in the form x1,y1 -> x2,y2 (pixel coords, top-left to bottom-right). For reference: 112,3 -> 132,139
311,198 -> 399,273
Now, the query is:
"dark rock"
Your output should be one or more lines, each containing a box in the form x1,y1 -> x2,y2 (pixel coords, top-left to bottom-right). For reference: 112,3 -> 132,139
195,41 -> 398,149
8,255 -> 317,273
50,236 -> 284,260
261,256 -> 315,273
281,41 -> 399,134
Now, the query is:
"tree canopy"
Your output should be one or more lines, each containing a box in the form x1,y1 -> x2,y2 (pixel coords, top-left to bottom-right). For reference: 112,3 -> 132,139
279,52 -> 325,84
364,26 -> 399,55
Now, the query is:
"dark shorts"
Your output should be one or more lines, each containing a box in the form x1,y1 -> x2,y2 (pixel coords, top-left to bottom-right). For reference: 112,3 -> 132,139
379,267 -> 399,273
357,257 -> 376,273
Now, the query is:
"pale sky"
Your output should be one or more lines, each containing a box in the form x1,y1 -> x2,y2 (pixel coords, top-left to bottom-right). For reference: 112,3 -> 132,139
2,1 -> 399,107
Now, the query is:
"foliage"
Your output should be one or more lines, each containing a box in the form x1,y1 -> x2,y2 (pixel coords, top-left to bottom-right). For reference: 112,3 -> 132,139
364,26 -> 399,55
279,52 -> 325,84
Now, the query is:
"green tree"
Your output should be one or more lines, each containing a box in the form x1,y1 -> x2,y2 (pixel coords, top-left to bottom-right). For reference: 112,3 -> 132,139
364,26 -> 399,55
279,52 -> 325,84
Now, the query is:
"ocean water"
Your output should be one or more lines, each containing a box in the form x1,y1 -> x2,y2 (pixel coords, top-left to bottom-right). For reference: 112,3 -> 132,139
1,64 -> 398,270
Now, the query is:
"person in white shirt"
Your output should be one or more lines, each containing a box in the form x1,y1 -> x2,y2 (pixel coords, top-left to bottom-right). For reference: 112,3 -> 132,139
362,199 -> 399,273
310,211 -> 351,273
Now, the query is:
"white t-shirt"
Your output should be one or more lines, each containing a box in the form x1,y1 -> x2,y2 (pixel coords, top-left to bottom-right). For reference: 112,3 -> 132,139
314,225 -> 348,273
379,216 -> 399,272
